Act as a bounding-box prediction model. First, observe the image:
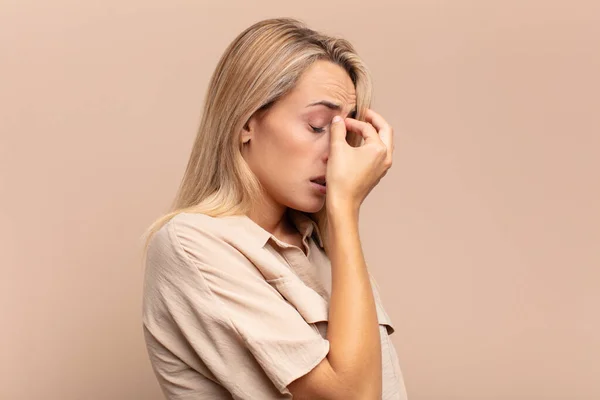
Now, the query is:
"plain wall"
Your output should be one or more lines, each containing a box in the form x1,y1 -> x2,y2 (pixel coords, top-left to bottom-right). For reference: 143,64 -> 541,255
1,1 -> 598,399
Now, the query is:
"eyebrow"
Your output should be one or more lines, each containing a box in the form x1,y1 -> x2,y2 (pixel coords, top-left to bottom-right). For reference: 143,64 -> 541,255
306,100 -> 357,117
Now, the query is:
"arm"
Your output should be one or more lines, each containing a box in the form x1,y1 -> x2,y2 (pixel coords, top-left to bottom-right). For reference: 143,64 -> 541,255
287,200 -> 382,400
288,110 -> 394,400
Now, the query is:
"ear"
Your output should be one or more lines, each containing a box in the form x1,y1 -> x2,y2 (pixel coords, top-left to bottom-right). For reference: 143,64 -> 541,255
240,113 -> 258,144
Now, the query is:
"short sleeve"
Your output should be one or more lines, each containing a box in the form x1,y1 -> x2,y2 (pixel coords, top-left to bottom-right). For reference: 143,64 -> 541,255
142,215 -> 330,398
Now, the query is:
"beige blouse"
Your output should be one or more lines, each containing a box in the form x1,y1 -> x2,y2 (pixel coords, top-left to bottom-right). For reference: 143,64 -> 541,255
142,209 -> 408,399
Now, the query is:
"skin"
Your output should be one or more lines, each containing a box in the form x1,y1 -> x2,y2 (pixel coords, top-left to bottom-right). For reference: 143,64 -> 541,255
241,59 -> 395,399
240,60 -> 357,249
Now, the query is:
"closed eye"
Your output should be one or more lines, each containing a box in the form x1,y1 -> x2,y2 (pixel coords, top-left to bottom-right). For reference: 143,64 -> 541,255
309,124 -> 325,133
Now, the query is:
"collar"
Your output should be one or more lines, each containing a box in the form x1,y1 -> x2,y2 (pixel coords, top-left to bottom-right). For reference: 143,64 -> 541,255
227,209 -> 324,249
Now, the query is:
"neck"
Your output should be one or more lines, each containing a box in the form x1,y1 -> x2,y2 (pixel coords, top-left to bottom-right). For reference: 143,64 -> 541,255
246,196 -> 297,239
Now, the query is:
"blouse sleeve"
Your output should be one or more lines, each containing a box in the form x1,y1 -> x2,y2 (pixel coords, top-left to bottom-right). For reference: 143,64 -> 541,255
142,216 -> 330,398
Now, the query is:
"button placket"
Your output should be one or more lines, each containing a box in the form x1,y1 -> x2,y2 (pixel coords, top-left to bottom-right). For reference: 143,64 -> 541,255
279,245 -> 329,301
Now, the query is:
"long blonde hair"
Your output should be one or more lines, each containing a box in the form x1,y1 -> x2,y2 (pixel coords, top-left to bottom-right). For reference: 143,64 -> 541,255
141,17 -> 373,258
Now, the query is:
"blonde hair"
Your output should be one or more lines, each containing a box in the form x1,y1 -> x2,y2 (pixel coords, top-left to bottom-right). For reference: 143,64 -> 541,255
141,17 -> 373,258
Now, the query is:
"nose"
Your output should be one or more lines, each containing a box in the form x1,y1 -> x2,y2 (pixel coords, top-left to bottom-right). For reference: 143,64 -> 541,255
322,137 -> 330,164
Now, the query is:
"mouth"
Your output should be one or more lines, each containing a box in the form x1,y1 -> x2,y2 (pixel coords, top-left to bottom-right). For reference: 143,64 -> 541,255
310,176 -> 327,194
310,177 -> 326,186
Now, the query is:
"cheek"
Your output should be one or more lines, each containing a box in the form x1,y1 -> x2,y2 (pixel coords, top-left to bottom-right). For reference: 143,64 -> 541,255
250,124 -> 303,184
268,122 -> 313,160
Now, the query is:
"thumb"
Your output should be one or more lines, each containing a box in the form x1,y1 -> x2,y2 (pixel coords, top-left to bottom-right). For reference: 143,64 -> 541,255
329,115 -> 347,144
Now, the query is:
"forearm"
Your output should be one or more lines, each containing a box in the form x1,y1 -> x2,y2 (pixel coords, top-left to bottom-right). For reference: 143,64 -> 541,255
325,200 -> 382,398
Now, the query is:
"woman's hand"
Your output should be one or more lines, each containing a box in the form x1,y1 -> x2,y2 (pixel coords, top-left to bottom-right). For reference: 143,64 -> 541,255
325,108 -> 395,212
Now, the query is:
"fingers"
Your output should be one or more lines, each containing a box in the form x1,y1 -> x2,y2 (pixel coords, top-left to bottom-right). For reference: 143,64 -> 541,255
343,118 -> 379,143
331,110 -> 395,165
329,115 -> 347,144
364,109 -> 394,158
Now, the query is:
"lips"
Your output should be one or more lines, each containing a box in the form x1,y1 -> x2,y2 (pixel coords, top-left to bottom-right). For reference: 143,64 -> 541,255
310,176 -> 326,186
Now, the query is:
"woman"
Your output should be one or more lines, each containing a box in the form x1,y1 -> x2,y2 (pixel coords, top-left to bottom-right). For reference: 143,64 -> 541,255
142,17 -> 408,400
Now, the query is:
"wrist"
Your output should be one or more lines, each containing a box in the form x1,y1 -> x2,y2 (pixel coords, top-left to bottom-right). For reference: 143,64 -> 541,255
326,196 -> 360,219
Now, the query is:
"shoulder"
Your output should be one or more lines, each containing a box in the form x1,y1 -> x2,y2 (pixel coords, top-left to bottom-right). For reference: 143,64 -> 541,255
168,212 -> 251,240
146,212 -> 248,269
168,212 -> 248,252
150,213 -> 236,247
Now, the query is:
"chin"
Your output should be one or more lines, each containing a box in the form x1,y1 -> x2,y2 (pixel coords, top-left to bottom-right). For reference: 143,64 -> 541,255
288,197 -> 326,214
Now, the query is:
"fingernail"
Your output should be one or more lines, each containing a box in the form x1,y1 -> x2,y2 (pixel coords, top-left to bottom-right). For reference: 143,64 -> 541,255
332,116 -> 342,123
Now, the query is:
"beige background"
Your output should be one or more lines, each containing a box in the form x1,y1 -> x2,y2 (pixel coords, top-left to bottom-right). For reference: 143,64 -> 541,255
1,1 -> 599,399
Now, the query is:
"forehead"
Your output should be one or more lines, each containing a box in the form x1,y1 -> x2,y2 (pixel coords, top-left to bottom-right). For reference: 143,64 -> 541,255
290,60 -> 356,109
